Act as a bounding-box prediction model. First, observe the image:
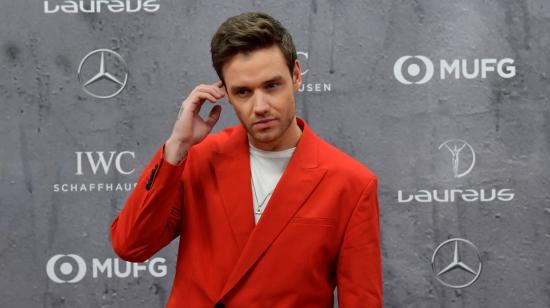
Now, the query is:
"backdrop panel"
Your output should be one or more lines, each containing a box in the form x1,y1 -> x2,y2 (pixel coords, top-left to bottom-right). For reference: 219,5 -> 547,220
1,0 -> 549,307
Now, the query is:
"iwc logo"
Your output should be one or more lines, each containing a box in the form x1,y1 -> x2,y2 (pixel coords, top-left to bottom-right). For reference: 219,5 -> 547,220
77,49 -> 128,99
296,51 -> 332,92
52,150 -> 137,193
431,238 -> 482,289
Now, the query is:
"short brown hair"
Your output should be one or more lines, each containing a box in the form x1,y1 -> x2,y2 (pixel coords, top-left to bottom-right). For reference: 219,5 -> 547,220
210,12 -> 297,84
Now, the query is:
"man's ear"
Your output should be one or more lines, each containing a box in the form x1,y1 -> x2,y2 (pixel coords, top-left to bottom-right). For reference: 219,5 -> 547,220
221,80 -> 232,105
292,59 -> 302,92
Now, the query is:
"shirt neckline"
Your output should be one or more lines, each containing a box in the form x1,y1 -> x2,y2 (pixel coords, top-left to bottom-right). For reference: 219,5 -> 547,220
249,142 -> 296,158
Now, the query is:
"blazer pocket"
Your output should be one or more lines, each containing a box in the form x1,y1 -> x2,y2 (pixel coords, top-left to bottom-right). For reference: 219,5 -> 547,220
290,217 -> 337,227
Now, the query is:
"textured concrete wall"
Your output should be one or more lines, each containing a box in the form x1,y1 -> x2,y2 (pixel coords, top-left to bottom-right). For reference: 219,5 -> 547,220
1,0 -> 549,307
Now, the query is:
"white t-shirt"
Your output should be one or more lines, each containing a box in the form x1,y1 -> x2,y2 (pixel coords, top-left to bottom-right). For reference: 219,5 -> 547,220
249,142 -> 295,224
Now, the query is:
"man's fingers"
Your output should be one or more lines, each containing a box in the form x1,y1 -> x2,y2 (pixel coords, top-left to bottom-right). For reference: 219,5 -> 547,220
182,92 -> 218,115
212,80 -> 224,89
205,104 -> 222,128
194,91 -> 218,105
196,85 -> 225,99
179,82 -> 226,120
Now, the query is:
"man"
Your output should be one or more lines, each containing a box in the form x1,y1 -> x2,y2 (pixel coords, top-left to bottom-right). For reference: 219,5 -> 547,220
111,11 -> 382,307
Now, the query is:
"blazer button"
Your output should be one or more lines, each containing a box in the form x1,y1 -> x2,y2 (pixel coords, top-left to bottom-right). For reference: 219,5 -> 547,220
214,302 -> 225,308
145,164 -> 159,191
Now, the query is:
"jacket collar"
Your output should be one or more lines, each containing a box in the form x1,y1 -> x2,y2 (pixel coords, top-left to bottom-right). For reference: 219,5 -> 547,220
212,117 -> 327,299
216,116 -> 318,168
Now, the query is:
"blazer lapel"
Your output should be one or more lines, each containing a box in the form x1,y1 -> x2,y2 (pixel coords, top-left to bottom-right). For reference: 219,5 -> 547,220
218,117 -> 327,300
212,125 -> 256,252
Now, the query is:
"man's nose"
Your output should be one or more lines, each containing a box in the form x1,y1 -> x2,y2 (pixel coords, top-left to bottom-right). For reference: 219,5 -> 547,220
252,91 -> 269,114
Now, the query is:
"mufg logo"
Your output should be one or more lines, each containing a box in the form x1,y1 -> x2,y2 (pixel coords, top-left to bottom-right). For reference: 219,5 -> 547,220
46,254 -> 167,283
393,55 -> 516,84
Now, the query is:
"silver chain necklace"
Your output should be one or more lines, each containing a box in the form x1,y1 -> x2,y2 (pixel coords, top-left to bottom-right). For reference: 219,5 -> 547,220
251,179 -> 273,215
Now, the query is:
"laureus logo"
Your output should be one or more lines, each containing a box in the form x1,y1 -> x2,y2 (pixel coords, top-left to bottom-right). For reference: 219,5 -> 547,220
438,139 -> 475,178
431,238 -> 482,289
397,139 -> 515,203
44,0 -> 160,14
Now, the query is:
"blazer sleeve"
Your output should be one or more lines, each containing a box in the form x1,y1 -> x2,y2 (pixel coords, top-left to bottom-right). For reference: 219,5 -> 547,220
110,144 -> 187,262
336,177 -> 382,307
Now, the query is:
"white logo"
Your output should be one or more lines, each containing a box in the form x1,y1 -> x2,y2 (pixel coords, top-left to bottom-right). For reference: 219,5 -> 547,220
46,254 -> 87,283
397,188 -> 515,203
44,0 -> 160,14
296,50 -> 331,92
394,55 -> 516,84
396,139 -> 515,203
78,49 -> 128,99
52,150 -> 137,193
46,254 -> 167,283
76,151 -> 135,175
297,51 -> 309,76
431,238 -> 482,289
438,139 -> 475,178
393,55 -> 434,84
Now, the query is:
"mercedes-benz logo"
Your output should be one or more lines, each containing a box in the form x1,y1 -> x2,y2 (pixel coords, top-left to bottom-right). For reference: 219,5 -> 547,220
431,238 -> 482,289
77,49 -> 128,99
438,139 -> 476,178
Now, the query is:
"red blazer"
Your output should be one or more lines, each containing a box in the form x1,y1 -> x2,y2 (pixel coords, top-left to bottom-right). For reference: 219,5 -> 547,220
111,117 -> 382,307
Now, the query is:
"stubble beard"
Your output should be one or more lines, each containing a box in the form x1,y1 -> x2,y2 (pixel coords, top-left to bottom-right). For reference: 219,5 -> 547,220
247,113 -> 294,146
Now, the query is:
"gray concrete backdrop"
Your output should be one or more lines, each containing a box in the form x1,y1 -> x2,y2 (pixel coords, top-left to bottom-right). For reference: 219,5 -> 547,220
1,0 -> 549,307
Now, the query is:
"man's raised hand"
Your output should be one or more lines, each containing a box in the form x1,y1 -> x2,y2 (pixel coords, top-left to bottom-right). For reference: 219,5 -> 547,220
164,81 -> 226,164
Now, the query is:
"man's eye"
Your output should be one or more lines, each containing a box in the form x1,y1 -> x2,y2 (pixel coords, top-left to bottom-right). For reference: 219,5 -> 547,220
237,89 -> 249,96
267,83 -> 279,89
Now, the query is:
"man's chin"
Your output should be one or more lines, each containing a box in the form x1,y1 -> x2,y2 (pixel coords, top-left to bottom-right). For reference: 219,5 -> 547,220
248,129 -> 280,144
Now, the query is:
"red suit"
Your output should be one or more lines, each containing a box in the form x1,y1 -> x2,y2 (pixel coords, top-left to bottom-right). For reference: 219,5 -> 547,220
111,117 -> 382,307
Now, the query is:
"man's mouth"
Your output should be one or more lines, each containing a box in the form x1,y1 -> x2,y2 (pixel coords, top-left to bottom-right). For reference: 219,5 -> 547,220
252,118 -> 277,129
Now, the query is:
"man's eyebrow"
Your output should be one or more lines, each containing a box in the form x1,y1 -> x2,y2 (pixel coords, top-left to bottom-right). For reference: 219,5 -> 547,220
262,75 -> 284,84
229,75 -> 284,92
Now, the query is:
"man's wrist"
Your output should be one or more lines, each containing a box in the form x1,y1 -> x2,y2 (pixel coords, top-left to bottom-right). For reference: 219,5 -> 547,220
164,138 -> 191,165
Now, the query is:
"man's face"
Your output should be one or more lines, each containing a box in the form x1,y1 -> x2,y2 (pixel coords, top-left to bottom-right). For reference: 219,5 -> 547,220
222,45 -> 302,147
